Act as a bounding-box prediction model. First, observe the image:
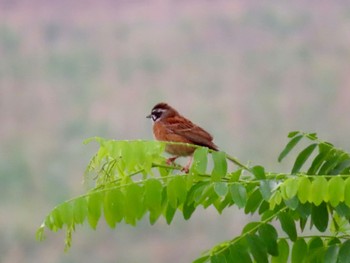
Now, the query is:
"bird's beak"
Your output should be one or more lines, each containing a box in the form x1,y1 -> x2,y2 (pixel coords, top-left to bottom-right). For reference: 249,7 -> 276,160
146,114 -> 151,119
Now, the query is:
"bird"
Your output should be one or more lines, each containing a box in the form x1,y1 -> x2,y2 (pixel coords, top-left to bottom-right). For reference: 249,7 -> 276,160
146,102 -> 218,173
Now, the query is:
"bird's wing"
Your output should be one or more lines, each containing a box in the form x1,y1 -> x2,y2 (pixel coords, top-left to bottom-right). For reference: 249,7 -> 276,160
165,116 -> 218,150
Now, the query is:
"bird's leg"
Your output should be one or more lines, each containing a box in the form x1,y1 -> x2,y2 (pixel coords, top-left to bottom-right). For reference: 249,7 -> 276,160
166,156 -> 179,165
181,155 -> 193,173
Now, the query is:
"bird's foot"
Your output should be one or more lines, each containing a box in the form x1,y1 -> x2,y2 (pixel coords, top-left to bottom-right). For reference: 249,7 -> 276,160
181,156 -> 193,174
166,156 -> 179,165
181,166 -> 190,173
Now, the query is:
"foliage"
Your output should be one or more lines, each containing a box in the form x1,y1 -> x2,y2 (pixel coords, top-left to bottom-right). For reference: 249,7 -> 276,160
37,131 -> 350,262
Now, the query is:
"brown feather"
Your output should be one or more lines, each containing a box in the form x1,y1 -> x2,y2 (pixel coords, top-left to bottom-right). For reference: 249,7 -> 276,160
166,116 -> 218,151
150,103 -> 218,156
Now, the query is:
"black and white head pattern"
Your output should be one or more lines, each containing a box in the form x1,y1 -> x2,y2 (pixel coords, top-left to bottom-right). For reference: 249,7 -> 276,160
147,103 -> 173,122
149,107 -> 166,122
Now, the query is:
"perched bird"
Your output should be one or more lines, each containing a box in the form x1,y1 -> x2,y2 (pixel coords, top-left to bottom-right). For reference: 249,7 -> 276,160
147,102 -> 218,172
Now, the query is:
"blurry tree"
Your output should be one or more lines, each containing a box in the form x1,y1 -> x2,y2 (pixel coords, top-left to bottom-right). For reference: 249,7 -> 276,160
38,131 -> 350,262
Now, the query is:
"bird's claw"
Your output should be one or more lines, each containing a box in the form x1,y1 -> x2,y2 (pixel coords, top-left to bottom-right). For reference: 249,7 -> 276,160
181,166 -> 190,173
166,156 -> 178,165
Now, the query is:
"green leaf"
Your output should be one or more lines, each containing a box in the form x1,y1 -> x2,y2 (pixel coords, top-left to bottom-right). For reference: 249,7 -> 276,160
229,241 -> 252,263
332,158 -> 350,175
324,245 -> 339,263
269,191 -> 282,210
259,180 -> 274,201
195,184 -> 216,205
284,196 -> 299,210
292,143 -> 318,174
183,200 -> 196,220
299,217 -> 307,232
165,203 -> 176,224
292,238 -> 308,263
258,224 -> 278,256
213,197 -> 229,214
288,131 -> 300,138
278,135 -> 303,162
337,239 -> 350,263
306,133 -> 318,140
296,202 -> 312,219
278,212 -> 297,241
246,234 -> 268,263
280,178 -> 299,200
51,208 -> 63,230
192,147 -> 208,174
144,179 -> 163,210
271,239 -> 289,263
328,238 -> 341,246
36,226 -> 45,241
124,183 -> 144,225
258,201 -> 271,220
214,192 -> 231,213
311,202 -> 328,232
211,151 -> 228,182
318,153 -> 343,175
73,197 -> 88,224
87,192 -> 103,229
307,237 -> 324,262
228,169 -> 242,182
58,202 -> 74,226
103,190 -> 118,228
251,165 -> 266,179
328,176 -> 345,207
230,184 -> 247,208
167,176 -> 187,208
310,177 -> 328,206
130,141 -> 149,172
307,149 -> 330,175
258,200 -> 269,215
205,194 -> 221,209
193,255 -> 210,263
308,236 -> 323,250
344,177 -> 350,207
43,212 -> 54,231
214,182 -> 228,197
244,189 -> 263,214
186,181 -> 208,204
103,188 -> 124,228
210,254 -> 226,263
297,177 -> 311,204
335,203 -> 350,219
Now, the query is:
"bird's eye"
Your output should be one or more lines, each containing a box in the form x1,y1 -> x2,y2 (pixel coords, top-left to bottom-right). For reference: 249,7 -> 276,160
151,108 -> 165,121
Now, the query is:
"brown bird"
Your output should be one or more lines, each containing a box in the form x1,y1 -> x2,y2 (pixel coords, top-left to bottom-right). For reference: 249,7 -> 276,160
147,102 -> 218,172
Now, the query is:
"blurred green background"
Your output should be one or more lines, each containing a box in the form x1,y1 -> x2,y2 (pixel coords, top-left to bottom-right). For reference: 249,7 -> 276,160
1,1 -> 350,262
